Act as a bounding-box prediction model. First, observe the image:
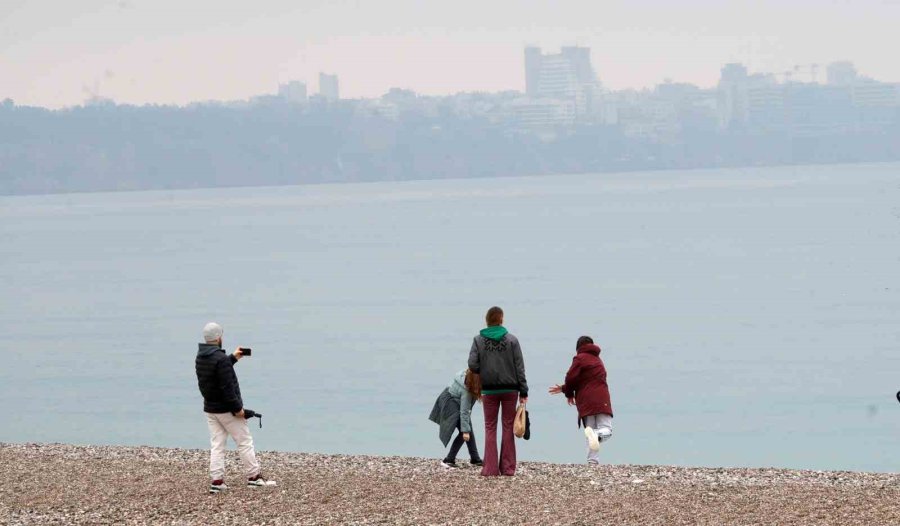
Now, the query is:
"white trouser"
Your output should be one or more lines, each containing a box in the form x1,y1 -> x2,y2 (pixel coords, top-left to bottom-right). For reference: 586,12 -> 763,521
206,412 -> 260,481
583,413 -> 613,464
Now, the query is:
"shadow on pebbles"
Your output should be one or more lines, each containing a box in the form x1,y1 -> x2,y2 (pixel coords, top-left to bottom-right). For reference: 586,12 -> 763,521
1,443 -> 898,525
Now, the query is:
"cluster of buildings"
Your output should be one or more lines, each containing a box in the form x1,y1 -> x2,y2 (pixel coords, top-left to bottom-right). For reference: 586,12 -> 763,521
264,47 -> 899,142
251,72 -> 340,106
716,61 -> 899,136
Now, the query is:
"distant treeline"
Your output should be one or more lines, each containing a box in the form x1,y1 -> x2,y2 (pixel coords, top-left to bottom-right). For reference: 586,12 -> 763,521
1,101 -> 899,195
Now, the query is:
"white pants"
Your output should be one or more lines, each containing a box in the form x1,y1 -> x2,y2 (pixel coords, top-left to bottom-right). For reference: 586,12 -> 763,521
206,412 -> 260,481
583,413 -> 613,464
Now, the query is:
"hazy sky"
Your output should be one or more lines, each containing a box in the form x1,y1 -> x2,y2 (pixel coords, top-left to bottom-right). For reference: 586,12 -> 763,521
3,0 -> 898,108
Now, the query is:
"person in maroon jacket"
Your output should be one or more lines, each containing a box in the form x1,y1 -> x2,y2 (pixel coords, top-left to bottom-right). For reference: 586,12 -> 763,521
548,335 -> 613,464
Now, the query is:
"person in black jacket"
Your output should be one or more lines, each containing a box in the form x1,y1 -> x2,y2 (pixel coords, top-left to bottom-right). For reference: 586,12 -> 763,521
196,322 -> 275,493
467,306 -> 528,477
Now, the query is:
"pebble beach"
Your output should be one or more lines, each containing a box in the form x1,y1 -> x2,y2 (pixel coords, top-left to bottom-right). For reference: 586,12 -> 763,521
1,443 -> 898,525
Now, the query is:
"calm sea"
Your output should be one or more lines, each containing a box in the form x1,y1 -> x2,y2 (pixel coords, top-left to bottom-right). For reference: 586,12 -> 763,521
1,163 -> 898,472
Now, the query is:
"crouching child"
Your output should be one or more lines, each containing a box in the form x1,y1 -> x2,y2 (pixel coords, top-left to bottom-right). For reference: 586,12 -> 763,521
428,369 -> 484,468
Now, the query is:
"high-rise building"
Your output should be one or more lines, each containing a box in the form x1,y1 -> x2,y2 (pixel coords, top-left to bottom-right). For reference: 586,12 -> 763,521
785,84 -> 854,137
717,63 -> 782,129
716,63 -> 749,129
319,73 -> 340,101
278,81 -> 307,104
851,79 -> 900,131
524,47 -> 543,97
851,81 -> 900,107
522,46 -> 599,119
826,61 -> 858,86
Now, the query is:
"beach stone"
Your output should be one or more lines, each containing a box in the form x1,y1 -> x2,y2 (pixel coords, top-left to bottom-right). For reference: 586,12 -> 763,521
1,443 -> 898,525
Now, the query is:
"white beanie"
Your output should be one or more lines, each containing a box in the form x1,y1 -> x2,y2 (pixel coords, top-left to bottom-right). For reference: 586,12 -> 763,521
203,322 -> 223,343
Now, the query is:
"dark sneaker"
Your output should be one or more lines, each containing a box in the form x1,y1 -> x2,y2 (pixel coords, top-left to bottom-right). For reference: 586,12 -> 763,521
247,474 -> 277,487
440,460 -> 458,469
209,480 -> 228,494
470,459 -> 484,467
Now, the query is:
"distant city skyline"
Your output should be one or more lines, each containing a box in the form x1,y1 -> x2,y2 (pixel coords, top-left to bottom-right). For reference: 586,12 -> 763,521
2,0 -> 899,108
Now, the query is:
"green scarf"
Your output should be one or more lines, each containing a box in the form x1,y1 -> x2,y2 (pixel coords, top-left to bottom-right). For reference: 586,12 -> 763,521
480,326 -> 508,341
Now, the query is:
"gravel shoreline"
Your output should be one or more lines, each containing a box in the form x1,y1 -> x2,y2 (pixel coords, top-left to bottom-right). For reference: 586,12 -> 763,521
1,443 -> 898,525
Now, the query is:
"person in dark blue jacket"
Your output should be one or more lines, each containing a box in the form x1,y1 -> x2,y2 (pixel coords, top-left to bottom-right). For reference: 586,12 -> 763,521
195,322 -> 276,493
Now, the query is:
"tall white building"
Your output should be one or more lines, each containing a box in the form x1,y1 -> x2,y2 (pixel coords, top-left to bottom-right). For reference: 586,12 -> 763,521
523,46 -> 599,121
278,81 -> 307,104
717,63 -> 749,128
319,73 -> 340,101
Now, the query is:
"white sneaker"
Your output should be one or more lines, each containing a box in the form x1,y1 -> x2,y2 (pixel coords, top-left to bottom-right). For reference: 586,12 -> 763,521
585,427 -> 600,452
209,480 -> 228,494
247,475 -> 277,487
597,427 -> 612,443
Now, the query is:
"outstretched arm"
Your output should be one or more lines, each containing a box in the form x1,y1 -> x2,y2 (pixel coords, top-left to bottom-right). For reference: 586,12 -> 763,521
230,347 -> 244,364
459,390 -> 473,434
562,357 -> 581,400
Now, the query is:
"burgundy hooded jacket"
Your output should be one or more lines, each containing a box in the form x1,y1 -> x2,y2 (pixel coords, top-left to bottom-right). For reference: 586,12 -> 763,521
562,343 -> 613,424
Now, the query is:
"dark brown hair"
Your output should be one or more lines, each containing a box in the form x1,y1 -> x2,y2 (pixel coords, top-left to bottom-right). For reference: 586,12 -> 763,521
576,335 -> 594,349
485,306 -> 504,326
465,369 -> 482,401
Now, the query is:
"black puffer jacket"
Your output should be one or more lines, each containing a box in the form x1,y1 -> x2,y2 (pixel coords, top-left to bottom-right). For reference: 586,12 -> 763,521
468,333 -> 528,397
195,343 -> 243,414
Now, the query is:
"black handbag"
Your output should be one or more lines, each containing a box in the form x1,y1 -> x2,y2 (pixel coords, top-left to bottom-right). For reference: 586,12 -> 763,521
523,409 -> 531,440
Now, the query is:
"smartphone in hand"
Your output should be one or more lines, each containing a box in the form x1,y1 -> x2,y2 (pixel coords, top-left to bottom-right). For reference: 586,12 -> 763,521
239,347 -> 252,356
